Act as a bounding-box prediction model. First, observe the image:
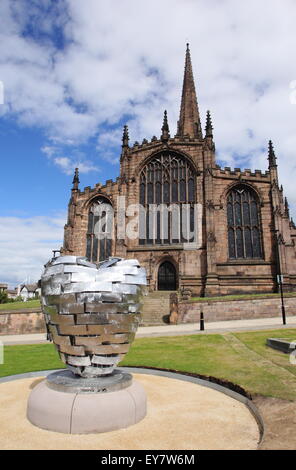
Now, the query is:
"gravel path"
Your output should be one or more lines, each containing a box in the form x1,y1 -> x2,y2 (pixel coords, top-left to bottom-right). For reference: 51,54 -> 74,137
0,373 -> 259,450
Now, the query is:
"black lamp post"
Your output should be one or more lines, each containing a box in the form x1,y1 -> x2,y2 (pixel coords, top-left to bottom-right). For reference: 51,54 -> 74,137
275,230 -> 286,325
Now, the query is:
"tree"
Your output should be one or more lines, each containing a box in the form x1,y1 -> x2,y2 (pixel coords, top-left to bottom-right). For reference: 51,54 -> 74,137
0,290 -> 9,304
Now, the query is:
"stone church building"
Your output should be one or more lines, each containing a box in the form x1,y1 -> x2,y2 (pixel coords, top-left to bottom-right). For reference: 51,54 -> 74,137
62,45 -> 296,297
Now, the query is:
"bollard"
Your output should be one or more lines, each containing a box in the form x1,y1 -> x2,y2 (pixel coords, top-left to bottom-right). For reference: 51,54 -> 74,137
200,310 -> 205,331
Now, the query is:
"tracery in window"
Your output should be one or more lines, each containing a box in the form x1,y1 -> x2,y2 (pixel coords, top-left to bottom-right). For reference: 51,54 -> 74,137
227,185 -> 263,259
139,152 -> 196,245
86,197 -> 113,262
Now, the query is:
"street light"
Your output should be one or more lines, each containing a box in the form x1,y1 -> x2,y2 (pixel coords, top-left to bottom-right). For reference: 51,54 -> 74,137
275,230 -> 286,325
277,273 -> 286,325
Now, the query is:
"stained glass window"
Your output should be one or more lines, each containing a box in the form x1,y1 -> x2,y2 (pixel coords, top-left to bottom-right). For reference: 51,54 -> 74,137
139,152 -> 196,245
188,178 -> 195,202
86,197 -> 113,262
140,182 -> 145,205
228,228 -> 235,258
227,185 -> 263,259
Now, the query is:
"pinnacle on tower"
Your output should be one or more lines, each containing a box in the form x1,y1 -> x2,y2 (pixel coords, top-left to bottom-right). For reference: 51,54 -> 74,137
72,167 -> 80,190
268,140 -> 277,167
161,110 -> 170,142
205,110 -> 213,138
122,125 -> 129,148
284,197 -> 290,218
177,43 -> 202,139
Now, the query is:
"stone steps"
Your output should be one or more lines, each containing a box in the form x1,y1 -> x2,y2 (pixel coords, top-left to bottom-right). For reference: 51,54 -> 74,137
140,291 -> 176,326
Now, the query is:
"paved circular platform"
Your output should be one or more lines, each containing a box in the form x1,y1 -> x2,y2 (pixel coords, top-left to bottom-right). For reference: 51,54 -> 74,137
0,369 -> 260,450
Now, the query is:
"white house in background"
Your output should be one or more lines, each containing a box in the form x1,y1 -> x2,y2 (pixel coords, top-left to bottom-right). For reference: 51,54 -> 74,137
19,283 -> 40,301
7,288 -> 18,299
0,283 -> 17,298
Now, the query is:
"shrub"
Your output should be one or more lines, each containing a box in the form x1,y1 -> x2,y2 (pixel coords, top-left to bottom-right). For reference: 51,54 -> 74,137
0,290 -> 9,304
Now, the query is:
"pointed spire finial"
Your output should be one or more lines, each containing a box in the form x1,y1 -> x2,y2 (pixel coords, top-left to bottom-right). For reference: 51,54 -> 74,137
205,110 -> 213,138
161,110 -> 170,142
284,197 -> 290,218
268,140 -> 277,167
122,124 -> 129,148
72,167 -> 80,190
177,44 -> 202,139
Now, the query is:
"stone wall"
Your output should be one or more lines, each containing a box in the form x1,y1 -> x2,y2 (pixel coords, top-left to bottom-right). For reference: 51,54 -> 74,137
2,296 -> 296,334
0,309 -> 45,335
177,296 -> 296,324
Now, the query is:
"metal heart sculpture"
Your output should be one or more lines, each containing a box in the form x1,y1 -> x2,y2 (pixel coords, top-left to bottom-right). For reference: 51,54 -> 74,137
41,256 -> 146,378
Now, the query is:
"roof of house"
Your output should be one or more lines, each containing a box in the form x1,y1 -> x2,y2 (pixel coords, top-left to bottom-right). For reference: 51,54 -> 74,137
21,283 -> 38,293
7,288 -> 17,294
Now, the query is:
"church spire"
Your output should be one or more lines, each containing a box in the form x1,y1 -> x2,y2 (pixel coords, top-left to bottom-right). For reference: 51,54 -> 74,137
161,110 -> 170,142
177,43 -> 202,139
72,167 -> 80,190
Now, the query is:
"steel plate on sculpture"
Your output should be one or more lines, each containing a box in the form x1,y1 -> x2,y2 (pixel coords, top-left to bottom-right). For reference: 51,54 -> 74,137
41,256 -> 146,378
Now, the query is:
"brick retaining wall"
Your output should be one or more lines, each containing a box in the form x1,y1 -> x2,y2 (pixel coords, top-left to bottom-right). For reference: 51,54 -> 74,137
1,297 -> 296,334
178,296 -> 296,324
0,308 -> 45,335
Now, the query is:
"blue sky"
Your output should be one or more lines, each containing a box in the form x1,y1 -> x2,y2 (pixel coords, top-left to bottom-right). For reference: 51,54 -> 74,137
0,118 -> 120,217
0,0 -> 296,286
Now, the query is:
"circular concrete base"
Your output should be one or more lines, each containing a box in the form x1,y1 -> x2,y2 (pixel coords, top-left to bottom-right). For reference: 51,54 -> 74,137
27,378 -> 147,434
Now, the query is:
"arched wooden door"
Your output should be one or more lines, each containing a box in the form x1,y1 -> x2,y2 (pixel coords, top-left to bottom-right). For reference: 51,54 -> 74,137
158,261 -> 177,291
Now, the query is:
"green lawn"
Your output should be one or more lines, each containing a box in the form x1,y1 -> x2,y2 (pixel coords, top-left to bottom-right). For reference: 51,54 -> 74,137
234,329 -> 296,376
0,299 -> 40,311
0,343 -> 63,377
1,328 -> 296,400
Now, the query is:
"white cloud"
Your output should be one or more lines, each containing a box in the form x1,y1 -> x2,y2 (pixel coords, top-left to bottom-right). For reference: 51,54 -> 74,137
41,145 -> 99,174
53,156 -> 98,175
41,145 -> 57,158
0,214 -> 66,286
0,0 -> 296,214
96,129 -> 122,165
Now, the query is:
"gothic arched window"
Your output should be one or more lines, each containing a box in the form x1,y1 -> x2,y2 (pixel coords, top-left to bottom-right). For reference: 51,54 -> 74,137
86,197 -> 113,262
227,185 -> 263,259
139,152 -> 196,245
